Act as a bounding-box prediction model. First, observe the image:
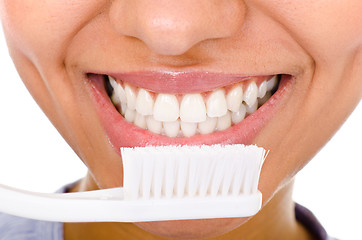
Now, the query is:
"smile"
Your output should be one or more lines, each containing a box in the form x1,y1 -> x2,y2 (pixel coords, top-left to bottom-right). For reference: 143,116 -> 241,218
88,72 -> 291,149
106,75 -> 279,137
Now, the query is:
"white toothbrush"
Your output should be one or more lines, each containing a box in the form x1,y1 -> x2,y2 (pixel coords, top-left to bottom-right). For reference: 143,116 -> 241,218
0,144 -> 266,222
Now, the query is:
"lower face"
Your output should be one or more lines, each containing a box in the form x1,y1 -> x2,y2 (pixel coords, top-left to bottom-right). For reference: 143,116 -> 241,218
1,0 -> 362,238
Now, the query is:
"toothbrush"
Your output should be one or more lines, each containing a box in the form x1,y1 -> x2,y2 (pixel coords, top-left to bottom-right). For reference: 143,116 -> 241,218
0,144 -> 266,222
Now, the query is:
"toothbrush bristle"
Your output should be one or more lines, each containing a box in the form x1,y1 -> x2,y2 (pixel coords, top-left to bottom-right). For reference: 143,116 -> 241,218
121,145 -> 266,200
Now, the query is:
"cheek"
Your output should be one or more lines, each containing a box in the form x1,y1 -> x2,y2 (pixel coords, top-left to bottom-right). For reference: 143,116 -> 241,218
1,1 -> 60,60
0,0 -> 107,63
253,0 -> 362,63
295,2 -> 362,61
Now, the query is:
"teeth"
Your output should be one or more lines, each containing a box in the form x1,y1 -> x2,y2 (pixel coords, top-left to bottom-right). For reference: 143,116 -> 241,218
125,84 -> 137,110
198,117 -> 217,134
136,89 -> 154,115
120,103 -> 127,115
246,101 -> 258,115
217,112 -> 231,131
267,76 -> 277,91
109,76 -> 118,89
231,104 -> 246,124
206,89 -> 228,117
111,94 -> 122,110
258,91 -> 272,106
111,94 -> 120,105
125,108 -> 136,123
163,121 -> 180,137
180,94 -> 207,122
108,75 -> 278,137
258,81 -> 267,99
146,116 -> 162,134
226,85 -> 243,112
109,76 -> 127,103
153,94 -> 180,122
243,82 -> 258,107
181,122 -> 197,137
134,113 -> 147,129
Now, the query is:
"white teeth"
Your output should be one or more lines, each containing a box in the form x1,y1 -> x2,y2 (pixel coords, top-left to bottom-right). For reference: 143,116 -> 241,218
109,76 -> 120,97
108,75 -> 278,137
246,101 -> 258,115
267,76 -> 277,91
163,121 -> 180,137
125,84 -> 137,110
120,103 -> 127,115
217,112 -> 231,131
110,84 -> 121,105
153,94 -> 180,122
117,85 -> 127,103
206,89 -> 228,117
226,85 -> 243,112
136,88 -> 154,115
111,94 -> 121,107
109,76 -> 127,103
125,108 -> 136,123
198,117 -> 217,134
109,76 -> 118,89
134,113 -> 147,129
181,122 -> 197,137
231,104 -> 246,124
180,94 -> 206,123
146,116 -> 162,134
258,81 -> 267,99
243,82 -> 258,107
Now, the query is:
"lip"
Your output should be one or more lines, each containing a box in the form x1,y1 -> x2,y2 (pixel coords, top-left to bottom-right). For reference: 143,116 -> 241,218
104,72 -> 267,94
87,72 -> 292,152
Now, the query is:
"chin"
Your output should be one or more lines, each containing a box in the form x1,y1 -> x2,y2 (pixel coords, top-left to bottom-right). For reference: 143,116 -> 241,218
135,217 -> 248,239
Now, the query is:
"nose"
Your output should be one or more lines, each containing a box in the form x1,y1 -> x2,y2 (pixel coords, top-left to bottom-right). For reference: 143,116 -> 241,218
109,0 -> 246,55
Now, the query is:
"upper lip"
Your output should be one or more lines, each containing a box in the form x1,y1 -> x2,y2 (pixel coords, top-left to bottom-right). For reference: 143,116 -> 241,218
102,71 -> 273,94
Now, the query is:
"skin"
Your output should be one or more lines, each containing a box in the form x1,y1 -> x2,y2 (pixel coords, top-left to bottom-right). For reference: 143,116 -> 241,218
0,0 -> 361,239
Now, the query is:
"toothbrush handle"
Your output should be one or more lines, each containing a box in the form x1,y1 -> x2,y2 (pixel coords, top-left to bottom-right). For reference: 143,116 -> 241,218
0,183 -> 125,222
0,183 -> 262,222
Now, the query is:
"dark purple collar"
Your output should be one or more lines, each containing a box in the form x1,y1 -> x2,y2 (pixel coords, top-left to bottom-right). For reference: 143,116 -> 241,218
295,203 -> 334,240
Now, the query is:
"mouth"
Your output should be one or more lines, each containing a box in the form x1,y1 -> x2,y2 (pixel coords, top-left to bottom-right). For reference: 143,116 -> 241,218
105,75 -> 279,138
88,72 -> 291,149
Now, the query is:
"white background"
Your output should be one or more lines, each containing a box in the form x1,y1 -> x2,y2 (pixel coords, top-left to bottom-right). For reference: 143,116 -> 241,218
0,27 -> 361,239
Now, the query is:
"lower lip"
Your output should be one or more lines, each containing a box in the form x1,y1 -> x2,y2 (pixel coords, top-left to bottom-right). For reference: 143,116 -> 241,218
88,74 -> 291,153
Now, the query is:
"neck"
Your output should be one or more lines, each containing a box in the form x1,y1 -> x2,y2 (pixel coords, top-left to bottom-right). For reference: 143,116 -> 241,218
65,175 -> 313,240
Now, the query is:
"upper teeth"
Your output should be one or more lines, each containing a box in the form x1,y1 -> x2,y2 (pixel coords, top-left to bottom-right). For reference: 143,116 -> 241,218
153,94 -> 179,122
180,94 -> 207,122
108,75 -> 278,137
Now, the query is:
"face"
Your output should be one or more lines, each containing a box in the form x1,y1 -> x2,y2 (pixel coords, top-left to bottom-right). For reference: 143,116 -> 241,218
1,0 -> 361,238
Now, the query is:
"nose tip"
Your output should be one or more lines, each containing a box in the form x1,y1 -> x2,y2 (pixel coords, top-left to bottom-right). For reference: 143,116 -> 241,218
129,17 -> 212,56
109,0 -> 246,56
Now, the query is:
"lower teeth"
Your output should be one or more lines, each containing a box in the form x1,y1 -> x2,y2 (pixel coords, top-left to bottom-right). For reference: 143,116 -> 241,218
106,76 -> 279,137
